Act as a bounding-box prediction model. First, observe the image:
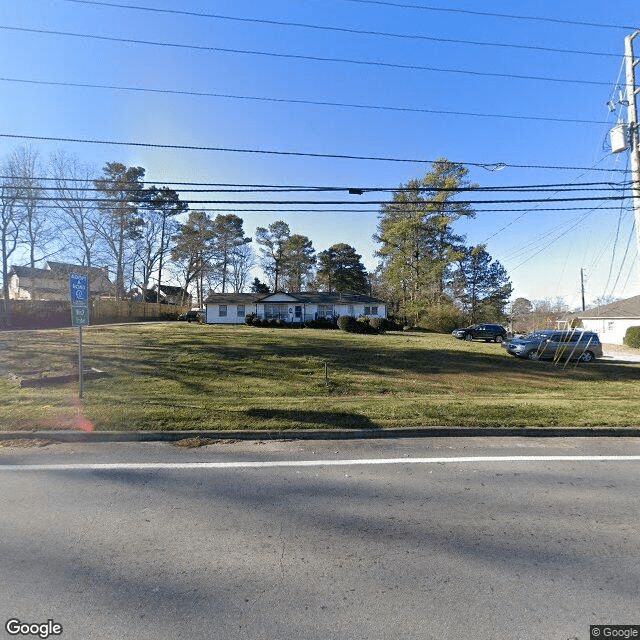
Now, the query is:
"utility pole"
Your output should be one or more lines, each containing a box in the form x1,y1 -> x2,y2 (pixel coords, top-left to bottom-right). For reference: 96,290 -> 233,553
625,31 -> 640,286
580,268 -> 586,311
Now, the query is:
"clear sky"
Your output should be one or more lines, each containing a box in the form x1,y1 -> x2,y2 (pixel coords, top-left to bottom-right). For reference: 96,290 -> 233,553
1,0 -> 639,309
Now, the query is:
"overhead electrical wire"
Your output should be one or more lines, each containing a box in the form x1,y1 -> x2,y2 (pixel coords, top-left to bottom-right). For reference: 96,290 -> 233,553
0,133 -> 629,172
0,25 -> 613,86
338,0 -> 639,31
3,178 -> 629,193
13,196 -> 632,206
0,77 -> 609,126
61,0 -> 620,58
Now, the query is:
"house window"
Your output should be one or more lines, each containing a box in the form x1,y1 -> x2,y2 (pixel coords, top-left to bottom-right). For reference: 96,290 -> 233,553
607,321 -> 614,333
317,304 -> 334,318
265,303 -> 287,319
364,306 -> 371,315
237,304 -> 245,318
219,305 -> 227,317
348,305 -> 354,316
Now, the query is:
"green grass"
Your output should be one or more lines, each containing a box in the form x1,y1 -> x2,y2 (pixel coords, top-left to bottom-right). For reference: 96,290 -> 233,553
1,323 -> 639,432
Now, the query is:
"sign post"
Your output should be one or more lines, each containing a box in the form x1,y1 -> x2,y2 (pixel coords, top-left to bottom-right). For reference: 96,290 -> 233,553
69,273 -> 89,398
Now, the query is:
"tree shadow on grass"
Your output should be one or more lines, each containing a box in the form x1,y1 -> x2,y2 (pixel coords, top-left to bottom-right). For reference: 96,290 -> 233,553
245,408 -> 379,429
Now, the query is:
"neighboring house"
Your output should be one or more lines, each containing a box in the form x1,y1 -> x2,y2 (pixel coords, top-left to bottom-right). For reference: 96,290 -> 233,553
155,284 -> 191,306
204,291 -> 387,325
577,295 -> 640,345
8,261 -> 113,300
129,284 -> 191,306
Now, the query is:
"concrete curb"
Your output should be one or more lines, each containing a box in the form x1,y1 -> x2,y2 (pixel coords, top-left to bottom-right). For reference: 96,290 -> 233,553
2,426 -> 640,443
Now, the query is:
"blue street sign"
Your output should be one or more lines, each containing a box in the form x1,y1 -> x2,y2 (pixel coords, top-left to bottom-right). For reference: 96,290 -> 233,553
69,272 -> 89,304
69,272 -> 89,327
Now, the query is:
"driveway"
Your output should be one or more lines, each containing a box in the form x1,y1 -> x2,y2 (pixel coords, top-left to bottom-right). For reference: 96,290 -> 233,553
601,343 -> 640,363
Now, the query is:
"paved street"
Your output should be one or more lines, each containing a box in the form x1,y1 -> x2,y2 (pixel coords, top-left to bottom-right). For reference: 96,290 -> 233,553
1,436 -> 639,640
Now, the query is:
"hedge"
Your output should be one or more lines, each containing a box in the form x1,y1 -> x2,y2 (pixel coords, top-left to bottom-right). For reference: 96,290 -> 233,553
623,326 -> 640,349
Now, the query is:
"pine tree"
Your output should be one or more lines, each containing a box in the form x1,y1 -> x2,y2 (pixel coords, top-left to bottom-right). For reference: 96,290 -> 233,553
375,159 -> 475,323
316,243 -> 369,294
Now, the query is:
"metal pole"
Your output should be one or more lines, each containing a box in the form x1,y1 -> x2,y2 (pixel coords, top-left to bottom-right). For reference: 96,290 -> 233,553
79,325 -> 84,399
625,32 -> 640,287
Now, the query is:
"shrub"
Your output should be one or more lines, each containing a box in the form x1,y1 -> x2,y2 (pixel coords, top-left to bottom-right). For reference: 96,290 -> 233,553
337,315 -> 358,332
368,317 -> 387,333
624,326 -> 640,349
337,315 -> 379,334
419,304 -> 466,333
244,313 -> 256,325
305,317 -> 338,330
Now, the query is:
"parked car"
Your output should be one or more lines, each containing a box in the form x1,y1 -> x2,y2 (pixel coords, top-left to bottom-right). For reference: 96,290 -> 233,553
503,329 -> 602,362
452,324 -> 508,343
179,308 -> 205,323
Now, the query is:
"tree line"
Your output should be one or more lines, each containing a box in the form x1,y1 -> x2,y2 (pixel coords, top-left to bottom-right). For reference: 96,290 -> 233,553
1,147 -> 513,327
0,148 -> 371,306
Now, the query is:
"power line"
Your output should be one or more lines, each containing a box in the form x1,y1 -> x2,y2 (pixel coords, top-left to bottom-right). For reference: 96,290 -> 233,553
0,76 -> 608,125
15,196 -> 633,205
339,0 -> 639,31
62,0 -> 620,58
0,25 -> 613,86
4,178 -> 630,193
0,133 -> 629,172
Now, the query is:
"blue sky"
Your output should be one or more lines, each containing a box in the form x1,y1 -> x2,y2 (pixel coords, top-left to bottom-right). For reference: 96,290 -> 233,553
1,0 -> 639,308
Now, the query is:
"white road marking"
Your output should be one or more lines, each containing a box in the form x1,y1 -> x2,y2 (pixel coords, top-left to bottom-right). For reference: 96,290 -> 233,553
0,455 -> 639,471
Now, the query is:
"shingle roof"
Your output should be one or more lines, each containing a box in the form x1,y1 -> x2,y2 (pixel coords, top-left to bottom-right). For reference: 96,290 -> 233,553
10,266 -> 52,279
46,261 -> 110,280
258,292 -> 385,304
578,295 -> 640,319
204,291 -> 385,305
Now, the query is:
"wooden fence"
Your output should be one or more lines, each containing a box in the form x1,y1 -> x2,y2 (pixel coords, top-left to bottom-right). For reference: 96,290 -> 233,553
0,299 -> 189,330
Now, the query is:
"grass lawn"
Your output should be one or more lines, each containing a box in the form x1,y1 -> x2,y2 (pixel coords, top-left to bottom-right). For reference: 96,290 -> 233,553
1,322 -> 639,432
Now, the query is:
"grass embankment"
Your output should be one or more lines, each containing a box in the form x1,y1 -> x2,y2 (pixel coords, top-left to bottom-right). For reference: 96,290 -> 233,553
1,323 -> 639,431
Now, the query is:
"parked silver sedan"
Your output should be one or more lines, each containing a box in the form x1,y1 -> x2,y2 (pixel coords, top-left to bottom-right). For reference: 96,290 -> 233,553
503,329 -> 603,362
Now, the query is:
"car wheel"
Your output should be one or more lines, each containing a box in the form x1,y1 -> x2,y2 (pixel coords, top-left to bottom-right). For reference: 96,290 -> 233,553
465,334 -> 473,341
578,350 -> 594,363
526,350 -> 540,361
494,335 -> 503,343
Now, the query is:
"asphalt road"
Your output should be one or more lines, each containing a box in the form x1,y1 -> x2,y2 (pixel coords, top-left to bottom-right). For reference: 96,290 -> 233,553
1,436 -> 639,640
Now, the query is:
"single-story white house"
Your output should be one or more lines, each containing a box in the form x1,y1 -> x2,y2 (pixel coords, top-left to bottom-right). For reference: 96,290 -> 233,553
577,295 -> 640,345
204,291 -> 387,325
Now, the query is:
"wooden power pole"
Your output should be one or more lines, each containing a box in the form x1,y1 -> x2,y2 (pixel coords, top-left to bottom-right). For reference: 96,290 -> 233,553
625,31 -> 640,287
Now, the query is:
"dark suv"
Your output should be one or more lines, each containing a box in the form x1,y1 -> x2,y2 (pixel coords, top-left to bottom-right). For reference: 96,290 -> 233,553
452,324 -> 508,343
179,308 -> 205,323
503,329 -> 602,362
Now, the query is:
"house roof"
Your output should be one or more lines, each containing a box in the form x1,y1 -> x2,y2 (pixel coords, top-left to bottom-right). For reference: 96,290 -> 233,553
578,295 -> 640,319
10,266 -> 53,280
204,292 -> 258,304
156,284 -> 189,296
11,262 -> 112,283
257,292 -> 385,305
204,291 -> 386,305
46,261 -> 110,280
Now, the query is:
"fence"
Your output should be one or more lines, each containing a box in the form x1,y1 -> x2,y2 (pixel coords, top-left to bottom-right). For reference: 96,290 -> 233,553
0,299 -> 189,330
